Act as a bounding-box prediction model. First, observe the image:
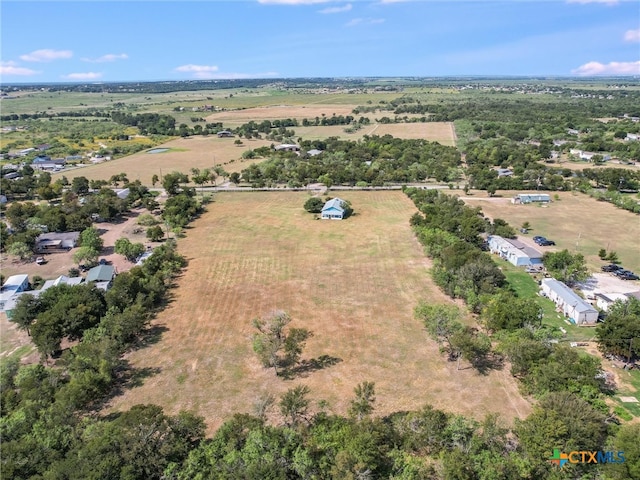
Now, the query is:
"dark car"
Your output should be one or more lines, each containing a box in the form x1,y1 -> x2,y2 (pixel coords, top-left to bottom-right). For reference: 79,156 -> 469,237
533,236 -> 546,243
537,239 -> 555,246
618,271 -> 640,281
601,264 -> 623,272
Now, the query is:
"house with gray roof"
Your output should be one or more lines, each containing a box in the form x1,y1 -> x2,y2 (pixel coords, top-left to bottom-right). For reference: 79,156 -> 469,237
541,278 -> 598,325
0,274 -> 30,311
86,265 -> 115,285
488,235 -> 543,267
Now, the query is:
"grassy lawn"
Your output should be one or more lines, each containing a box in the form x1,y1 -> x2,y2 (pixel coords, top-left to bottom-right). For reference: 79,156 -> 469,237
107,191 -> 531,434
496,260 -> 596,342
613,368 -> 640,420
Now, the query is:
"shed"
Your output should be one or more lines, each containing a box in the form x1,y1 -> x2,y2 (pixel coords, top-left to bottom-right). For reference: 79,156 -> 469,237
321,198 -> 346,220
488,235 -> 543,267
541,278 -> 598,325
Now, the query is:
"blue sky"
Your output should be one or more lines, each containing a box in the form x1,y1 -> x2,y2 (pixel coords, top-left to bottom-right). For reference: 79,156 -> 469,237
1,0 -> 639,82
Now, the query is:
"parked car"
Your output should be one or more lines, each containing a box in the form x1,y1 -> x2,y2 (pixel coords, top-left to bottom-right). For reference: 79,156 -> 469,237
533,236 -> 546,243
538,239 -> 556,246
98,258 -> 110,265
618,271 -> 640,281
35,257 -> 46,265
601,264 -> 623,272
79,264 -> 90,272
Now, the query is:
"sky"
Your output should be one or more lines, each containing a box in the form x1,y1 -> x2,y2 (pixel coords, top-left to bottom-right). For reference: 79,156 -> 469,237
1,0 -> 639,83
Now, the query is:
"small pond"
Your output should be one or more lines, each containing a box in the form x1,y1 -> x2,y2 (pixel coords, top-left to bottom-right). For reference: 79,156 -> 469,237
147,148 -> 169,154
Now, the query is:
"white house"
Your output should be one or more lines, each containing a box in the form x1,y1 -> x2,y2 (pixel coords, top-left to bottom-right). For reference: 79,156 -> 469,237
541,278 -> 599,325
0,274 -> 30,311
625,133 -> 639,141
321,198 -> 346,220
488,235 -> 543,267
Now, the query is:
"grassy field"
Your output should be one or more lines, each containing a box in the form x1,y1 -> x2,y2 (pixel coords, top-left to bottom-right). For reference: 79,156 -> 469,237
461,191 -> 640,274
107,191 -> 531,433
52,136 -> 271,185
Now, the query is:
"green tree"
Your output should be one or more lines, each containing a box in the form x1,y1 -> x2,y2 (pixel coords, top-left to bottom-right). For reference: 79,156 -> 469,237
604,423 -> 640,480
114,237 -> 145,262
348,381 -> 376,420
8,241 -> 32,261
304,197 -> 324,213
146,225 -> 165,242
162,171 -> 189,196
8,293 -> 40,336
252,310 -> 312,376
73,246 -> 99,266
414,302 -> 463,359
151,174 -> 159,187
79,227 -> 104,252
71,176 -> 89,195
542,249 -> 589,286
596,297 -> 640,361
279,385 -> 310,427
482,292 -> 543,332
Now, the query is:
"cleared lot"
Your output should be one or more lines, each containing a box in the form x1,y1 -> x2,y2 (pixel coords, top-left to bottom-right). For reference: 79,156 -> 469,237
107,191 -> 530,433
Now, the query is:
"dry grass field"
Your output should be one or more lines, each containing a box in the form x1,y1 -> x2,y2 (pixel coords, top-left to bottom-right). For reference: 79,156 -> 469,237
107,191 -> 530,434
461,191 -> 640,274
52,136 -> 271,185
205,104 -> 358,125
373,122 -> 456,146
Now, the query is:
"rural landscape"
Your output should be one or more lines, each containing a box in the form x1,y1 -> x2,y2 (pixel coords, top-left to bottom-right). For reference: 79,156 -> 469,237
1,77 -> 640,479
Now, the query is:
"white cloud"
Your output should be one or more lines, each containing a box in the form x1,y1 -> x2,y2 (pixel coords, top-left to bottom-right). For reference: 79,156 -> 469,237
624,29 -> 640,42
0,61 -> 40,76
258,0 -> 332,4
62,72 -> 103,80
20,49 -> 73,62
82,53 -> 129,63
174,64 -> 219,74
566,0 -> 619,5
572,60 -> 640,75
319,3 -> 351,13
346,17 -> 385,27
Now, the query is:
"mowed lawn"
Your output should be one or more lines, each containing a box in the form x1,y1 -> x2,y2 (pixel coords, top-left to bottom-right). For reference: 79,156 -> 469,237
462,191 -> 640,274
108,191 -> 530,433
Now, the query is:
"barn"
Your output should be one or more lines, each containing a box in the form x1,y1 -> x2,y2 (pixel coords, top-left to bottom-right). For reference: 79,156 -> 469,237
541,278 -> 599,325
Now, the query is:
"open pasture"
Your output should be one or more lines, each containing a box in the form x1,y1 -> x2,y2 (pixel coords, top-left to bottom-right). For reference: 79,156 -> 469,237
52,136 -> 271,185
373,122 -> 456,145
107,191 -> 530,433
205,104 -> 359,125
461,191 -> 640,274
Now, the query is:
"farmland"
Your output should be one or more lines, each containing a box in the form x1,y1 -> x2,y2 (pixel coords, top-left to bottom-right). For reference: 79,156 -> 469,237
107,191 -> 531,432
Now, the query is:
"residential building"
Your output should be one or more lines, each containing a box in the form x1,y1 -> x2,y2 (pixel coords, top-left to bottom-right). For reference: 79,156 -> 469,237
0,274 -> 30,311
35,232 -> 80,252
541,278 -> 598,325
511,193 -> 551,204
321,198 -> 346,220
488,235 -> 543,267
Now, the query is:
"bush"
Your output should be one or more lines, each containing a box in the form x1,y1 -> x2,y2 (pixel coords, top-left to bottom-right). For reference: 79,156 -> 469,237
137,213 -> 159,226
304,197 -> 324,213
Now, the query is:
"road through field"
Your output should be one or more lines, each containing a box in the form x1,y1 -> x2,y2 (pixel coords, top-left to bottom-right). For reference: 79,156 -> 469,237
107,191 -> 530,433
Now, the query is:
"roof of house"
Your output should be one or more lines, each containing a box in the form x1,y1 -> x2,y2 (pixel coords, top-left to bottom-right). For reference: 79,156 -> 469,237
322,198 -> 345,213
41,275 -> 83,292
489,235 -> 542,260
36,232 -> 80,243
542,278 -> 597,314
2,274 -> 29,289
86,265 -> 115,283
307,149 -> 323,156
